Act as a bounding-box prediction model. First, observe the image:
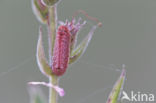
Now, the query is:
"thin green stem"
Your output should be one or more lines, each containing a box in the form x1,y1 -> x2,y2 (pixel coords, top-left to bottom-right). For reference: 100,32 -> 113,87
49,75 -> 58,103
47,4 -> 58,103
48,5 -> 57,65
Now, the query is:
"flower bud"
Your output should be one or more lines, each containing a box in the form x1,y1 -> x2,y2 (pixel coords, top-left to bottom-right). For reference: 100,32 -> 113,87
32,0 -> 49,24
42,0 -> 60,6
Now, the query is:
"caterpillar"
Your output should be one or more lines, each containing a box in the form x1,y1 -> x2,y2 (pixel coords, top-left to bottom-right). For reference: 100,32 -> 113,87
52,25 -> 71,76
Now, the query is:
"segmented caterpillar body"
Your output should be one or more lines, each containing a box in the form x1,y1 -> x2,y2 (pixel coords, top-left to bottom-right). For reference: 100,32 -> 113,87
52,25 -> 71,76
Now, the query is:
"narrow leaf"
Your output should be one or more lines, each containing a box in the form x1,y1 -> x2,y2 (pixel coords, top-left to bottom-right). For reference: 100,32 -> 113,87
32,0 -> 49,24
106,66 -> 126,103
69,26 -> 97,64
42,0 -> 60,6
36,26 -> 53,77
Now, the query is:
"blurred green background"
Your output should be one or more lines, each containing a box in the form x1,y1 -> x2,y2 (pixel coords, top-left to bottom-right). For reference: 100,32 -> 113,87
0,0 -> 156,103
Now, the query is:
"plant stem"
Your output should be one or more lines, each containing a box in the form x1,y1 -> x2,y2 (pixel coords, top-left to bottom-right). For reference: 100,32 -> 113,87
48,5 -> 57,65
48,4 -> 58,103
49,75 -> 58,103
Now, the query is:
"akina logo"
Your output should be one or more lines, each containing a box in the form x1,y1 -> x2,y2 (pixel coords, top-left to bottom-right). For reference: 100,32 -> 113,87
121,91 -> 155,102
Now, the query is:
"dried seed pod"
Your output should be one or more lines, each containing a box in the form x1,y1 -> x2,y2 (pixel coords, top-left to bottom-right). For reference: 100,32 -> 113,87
52,25 -> 71,76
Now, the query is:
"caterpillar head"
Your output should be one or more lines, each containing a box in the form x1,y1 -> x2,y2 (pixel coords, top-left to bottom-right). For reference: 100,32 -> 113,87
58,25 -> 70,36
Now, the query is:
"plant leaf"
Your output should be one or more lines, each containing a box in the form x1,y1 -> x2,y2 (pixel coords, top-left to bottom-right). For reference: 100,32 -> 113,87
106,67 -> 126,103
42,0 -> 60,6
69,26 -> 97,64
36,26 -> 53,77
32,0 -> 49,24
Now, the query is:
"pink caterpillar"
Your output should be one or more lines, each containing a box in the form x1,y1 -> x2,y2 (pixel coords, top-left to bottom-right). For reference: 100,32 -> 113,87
52,10 -> 102,76
52,25 -> 71,76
